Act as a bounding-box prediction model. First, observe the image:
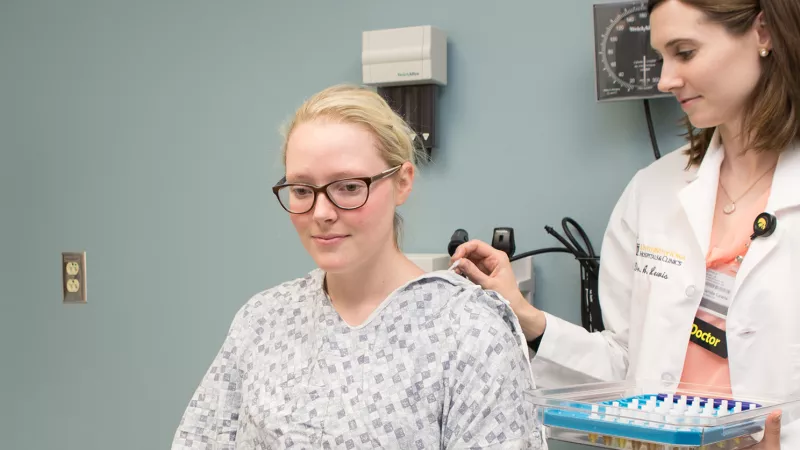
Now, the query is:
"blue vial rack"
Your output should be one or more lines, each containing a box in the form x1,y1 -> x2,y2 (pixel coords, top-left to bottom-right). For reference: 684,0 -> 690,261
527,380 -> 796,449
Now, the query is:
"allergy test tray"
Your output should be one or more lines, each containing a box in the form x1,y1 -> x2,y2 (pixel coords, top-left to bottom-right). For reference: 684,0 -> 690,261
528,379 -> 800,449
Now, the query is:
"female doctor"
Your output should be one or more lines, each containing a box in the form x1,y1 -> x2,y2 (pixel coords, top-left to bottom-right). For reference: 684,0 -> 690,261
452,0 -> 799,447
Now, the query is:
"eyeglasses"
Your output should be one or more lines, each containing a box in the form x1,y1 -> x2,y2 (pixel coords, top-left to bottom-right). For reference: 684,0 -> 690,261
272,165 -> 402,214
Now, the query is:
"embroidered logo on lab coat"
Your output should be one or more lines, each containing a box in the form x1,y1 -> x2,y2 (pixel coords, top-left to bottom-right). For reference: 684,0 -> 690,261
633,240 -> 686,280
635,242 -> 685,266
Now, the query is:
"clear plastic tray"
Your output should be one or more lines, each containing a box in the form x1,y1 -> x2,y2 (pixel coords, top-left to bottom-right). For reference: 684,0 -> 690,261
528,379 -> 800,449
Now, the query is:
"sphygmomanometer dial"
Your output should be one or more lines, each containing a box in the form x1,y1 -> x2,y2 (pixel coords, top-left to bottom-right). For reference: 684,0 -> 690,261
593,1 -> 669,101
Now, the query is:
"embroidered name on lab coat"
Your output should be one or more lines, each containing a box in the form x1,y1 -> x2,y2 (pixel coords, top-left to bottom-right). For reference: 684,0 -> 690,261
633,262 -> 669,279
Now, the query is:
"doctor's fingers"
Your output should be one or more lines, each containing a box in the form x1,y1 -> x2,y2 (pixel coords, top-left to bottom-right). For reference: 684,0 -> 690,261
755,410 -> 782,449
454,257 -> 495,288
451,239 -> 509,265
456,256 -> 521,299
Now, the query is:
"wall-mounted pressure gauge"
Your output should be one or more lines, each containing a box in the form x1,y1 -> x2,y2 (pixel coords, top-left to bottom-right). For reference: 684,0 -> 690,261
593,1 -> 670,102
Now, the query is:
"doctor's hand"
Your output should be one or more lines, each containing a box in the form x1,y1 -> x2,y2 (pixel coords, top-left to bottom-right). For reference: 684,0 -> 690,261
451,239 -> 547,340
752,410 -> 782,449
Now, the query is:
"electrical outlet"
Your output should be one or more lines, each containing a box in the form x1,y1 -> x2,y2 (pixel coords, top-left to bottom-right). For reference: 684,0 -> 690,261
62,252 -> 87,304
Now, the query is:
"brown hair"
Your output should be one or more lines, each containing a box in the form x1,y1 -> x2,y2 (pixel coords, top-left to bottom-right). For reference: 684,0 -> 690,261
648,0 -> 800,166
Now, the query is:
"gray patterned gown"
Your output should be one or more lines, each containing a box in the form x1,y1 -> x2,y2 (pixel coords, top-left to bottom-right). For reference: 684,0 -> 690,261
171,269 -> 543,449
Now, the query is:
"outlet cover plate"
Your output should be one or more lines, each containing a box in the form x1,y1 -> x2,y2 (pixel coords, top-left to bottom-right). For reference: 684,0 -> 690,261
62,251 -> 87,304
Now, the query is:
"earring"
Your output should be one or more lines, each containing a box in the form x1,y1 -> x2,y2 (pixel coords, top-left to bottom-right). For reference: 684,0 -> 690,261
760,48 -> 770,57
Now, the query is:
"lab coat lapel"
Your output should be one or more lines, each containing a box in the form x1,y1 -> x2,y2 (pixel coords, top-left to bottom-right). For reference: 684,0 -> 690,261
735,141 -> 800,291
678,134 -> 725,259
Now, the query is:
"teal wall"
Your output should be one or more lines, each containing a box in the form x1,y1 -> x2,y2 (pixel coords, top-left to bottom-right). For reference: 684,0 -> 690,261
0,1 -> 684,448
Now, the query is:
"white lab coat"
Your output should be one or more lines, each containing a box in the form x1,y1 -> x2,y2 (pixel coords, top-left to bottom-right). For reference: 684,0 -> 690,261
531,131 -> 800,446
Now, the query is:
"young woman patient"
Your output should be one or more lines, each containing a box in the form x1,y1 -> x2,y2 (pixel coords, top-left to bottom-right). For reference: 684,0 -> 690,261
171,84 -> 542,449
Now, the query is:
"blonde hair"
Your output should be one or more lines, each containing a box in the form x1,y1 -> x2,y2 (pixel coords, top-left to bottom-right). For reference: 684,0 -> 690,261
281,84 -> 424,247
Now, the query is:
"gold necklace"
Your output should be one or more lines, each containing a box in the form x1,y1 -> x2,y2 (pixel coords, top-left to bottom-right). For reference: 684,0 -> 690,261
718,163 -> 776,214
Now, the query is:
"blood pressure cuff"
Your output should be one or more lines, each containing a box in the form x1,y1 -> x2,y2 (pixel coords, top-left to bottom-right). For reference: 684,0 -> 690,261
690,316 -> 728,359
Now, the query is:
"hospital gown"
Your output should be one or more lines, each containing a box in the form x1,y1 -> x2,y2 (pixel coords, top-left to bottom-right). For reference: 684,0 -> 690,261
171,269 -> 543,449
